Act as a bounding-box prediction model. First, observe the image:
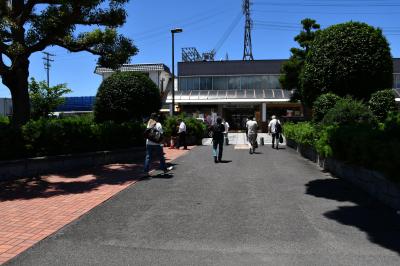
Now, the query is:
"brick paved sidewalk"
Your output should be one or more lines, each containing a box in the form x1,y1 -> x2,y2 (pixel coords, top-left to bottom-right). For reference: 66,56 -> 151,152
0,147 -> 193,265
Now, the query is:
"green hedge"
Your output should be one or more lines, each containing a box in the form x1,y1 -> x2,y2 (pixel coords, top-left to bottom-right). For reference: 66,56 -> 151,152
0,116 -> 145,160
368,89 -> 397,120
283,114 -> 400,182
283,122 -> 319,147
163,115 -> 207,143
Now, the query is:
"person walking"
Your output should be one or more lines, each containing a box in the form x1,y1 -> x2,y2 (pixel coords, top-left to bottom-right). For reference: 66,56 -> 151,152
223,119 -> 230,145
211,117 -> 225,163
144,113 -> 173,176
176,118 -> 187,150
246,116 -> 258,154
268,115 -> 282,149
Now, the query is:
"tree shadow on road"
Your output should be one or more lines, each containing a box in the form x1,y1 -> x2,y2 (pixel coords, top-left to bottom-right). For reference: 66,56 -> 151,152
305,178 -> 400,255
0,162 -> 178,202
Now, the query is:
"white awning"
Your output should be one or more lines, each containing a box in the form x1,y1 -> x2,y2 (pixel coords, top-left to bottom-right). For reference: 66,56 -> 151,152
166,89 -> 292,104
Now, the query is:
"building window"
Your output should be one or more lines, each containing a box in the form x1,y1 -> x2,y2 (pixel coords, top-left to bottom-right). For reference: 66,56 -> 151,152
179,75 -> 282,91
213,77 -> 228,90
228,76 -> 241,90
200,77 -> 212,90
394,74 -> 400,88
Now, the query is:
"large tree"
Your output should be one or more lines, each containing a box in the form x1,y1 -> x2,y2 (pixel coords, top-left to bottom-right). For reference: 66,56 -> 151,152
0,0 -> 137,126
301,22 -> 393,107
279,18 -> 320,92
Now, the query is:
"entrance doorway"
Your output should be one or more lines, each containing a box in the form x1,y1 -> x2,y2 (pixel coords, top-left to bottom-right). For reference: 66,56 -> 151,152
223,105 -> 258,131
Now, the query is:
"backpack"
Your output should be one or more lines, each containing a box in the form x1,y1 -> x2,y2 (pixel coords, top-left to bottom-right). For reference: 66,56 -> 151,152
144,124 -> 163,143
212,124 -> 224,140
275,121 -> 282,134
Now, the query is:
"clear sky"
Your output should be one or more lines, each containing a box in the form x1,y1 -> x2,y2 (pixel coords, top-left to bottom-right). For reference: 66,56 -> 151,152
1,0 -> 400,97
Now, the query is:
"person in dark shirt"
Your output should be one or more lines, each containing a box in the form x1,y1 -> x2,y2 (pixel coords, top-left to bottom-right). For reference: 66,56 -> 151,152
211,117 -> 225,163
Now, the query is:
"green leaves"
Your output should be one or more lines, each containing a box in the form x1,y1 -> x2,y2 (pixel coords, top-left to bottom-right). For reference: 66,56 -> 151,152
368,89 -> 397,120
29,78 -> 72,119
312,93 -> 342,122
94,72 -> 161,123
2,0 -> 136,65
301,22 -> 393,106
280,18 -> 320,91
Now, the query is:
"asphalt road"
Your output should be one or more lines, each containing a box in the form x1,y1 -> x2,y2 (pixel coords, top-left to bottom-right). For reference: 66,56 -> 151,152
6,145 -> 400,266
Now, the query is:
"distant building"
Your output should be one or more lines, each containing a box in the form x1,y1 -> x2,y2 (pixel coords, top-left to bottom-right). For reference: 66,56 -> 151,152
167,58 -> 400,130
0,98 -> 12,117
56,96 -> 96,112
94,63 -> 173,95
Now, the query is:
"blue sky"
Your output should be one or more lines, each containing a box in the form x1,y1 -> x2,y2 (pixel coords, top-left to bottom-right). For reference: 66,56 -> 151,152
1,0 -> 400,97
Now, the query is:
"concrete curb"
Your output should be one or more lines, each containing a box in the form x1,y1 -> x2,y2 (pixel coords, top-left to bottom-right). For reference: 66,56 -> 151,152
0,147 -> 145,182
286,138 -> 400,210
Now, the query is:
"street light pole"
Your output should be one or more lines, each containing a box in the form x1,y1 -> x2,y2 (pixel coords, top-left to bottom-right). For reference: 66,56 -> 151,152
171,28 -> 182,116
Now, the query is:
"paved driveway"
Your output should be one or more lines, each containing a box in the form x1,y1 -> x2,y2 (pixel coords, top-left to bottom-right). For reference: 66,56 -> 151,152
6,145 -> 400,266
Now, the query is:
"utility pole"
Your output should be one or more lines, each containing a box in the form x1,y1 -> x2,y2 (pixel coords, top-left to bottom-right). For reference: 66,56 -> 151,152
243,0 -> 254,60
42,52 -> 55,87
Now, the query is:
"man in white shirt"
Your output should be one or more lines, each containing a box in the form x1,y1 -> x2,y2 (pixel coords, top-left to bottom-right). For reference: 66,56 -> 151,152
246,116 -> 258,154
268,115 -> 282,149
223,119 -> 230,145
176,118 -> 187,150
144,113 -> 173,176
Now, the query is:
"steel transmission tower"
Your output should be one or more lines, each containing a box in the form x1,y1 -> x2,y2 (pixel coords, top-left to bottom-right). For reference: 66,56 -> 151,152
242,0 -> 254,60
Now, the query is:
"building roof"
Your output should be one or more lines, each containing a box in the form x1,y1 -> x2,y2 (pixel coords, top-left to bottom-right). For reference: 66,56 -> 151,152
166,89 -> 292,104
95,63 -> 171,75
179,58 -> 400,76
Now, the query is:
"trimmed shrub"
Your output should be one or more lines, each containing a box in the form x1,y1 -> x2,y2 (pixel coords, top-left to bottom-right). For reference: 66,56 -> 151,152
368,89 -> 397,120
383,111 -> 400,139
0,126 -> 26,160
283,122 -> 319,147
94,72 -> 161,123
163,115 -> 207,144
301,22 -> 393,106
312,93 -> 342,122
0,116 -> 9,125
322,97 -> 378,127
284,121 -> 400,182
20,116 -> 145,157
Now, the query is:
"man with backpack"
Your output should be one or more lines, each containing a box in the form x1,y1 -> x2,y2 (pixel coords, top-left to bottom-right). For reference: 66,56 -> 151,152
143,113 -> 173,176
268,115 -> 282,150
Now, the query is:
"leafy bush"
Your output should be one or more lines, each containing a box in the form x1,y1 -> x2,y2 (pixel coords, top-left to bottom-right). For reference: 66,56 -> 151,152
13,116 -> 145,158
368,89 -> 397,120
283,122 -> 319,147
94,72 -> 161,123
284,120 -> 400,182
322,97 -> 378,127
163,114 -> 207,143
29,78 -> 71,119
312,93 -> 342,122
0,126 -> 26,160
0,116 -> 9,125
383,111 -> 400,139
301,22 -> 393,106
